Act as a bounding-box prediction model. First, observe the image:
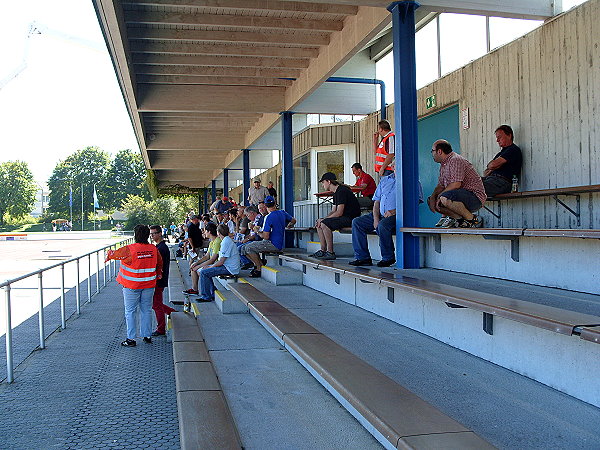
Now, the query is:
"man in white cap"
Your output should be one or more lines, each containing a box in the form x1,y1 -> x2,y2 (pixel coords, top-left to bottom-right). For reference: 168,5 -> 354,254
247,178 -> 269,206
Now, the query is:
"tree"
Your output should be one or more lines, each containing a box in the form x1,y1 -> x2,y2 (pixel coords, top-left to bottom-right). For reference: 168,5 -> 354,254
105,149 -> 149,209
0,161 -> 37,225
121,195 -> 154,229
150,197 -> 178,226
47,146 -> 110,221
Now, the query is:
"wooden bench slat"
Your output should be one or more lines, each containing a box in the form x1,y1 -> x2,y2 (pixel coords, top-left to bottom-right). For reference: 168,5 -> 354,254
261,314 -> 320,340
580,326 -> 600,344
171,312 -> 204,342
489,184 -> 600,200
177,391 -> 242,450
523,229 -> 600,239
400,431 -> 496,449
173,341 -> 210,363
174,361 -> 221,392
400,227 -> 524,236
249,301 -> 292,317
228,283 -> 271,306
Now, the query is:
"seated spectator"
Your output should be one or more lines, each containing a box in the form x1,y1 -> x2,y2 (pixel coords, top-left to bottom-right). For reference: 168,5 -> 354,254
183,223 -> 222,296
427,140 -> 486,228
237,205 -> 264,269
222,210 -> 236,236
350,162 -> 376,199
215,196 -> 233,214
196,224 -> 241,302
482,125 -> 522,197
310,172 -> 361,260
257,201 -> 268,218
349,171 -> 397,267
209,196 -> 221,214
240,196 -> 296,278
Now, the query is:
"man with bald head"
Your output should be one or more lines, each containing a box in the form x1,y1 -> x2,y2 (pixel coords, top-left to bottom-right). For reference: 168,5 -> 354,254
428,140 -> 487,228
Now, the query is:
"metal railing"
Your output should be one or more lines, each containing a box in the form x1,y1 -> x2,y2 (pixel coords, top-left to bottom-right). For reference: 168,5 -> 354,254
1,237 -> 133,383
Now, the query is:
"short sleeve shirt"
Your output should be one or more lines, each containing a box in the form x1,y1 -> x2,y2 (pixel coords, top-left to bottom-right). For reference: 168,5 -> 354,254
248,186 -> 269,205
491,144 -> 522,180
356,172 -> 377,197
439,152 -> 487,205
187,222 -> 203,248
218,236 -> 240,275
155,241 -> 170,288
333,185 -> 361,219
262,209 -> 293,250
207,237 -> 222,257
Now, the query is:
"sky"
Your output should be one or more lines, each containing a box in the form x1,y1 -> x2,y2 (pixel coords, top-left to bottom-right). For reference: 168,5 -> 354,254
0,0 -> 138,184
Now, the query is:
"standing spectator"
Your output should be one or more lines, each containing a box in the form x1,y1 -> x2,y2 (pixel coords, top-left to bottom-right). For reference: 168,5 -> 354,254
374,119 -> 395,177
310,172 -> 361,260
186,215 -> 203,256
428,139 -> 486,228
482,125 -> 522,197
349,172 -> 397,267
169,222 -> 176,236
210,196 -> 221,214
105,224 -> 162,347
248,178 -> 270,206
350,162 -> 377,199
240,196 -> 296,277
162,225 -> 168,241
197,224 -> 241,301
149,225 -> 176,336
267,181 -> 277,200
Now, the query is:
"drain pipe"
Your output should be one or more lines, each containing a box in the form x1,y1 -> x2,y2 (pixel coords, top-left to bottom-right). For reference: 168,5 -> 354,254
279,77 -> 387,120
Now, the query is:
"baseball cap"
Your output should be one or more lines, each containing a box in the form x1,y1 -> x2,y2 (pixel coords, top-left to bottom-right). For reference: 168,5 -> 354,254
254,178 -> 261,183
222,196 -> 229,201
319,172 -> 337,182
264,195 -> 275,205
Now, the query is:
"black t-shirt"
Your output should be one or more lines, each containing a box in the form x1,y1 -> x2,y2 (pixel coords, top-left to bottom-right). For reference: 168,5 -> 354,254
187,222 -> 203,248
156,240 -> 170,288
492,143 -> 522,180
267,187 -> 277,198
333,185 -> 361,219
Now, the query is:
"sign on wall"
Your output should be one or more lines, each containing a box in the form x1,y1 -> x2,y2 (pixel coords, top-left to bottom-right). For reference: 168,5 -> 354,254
425,94 -> 437,109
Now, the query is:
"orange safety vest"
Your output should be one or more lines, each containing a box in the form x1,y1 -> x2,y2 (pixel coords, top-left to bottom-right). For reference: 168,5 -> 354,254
374,132 -> 395,173
116,243 -> 158,290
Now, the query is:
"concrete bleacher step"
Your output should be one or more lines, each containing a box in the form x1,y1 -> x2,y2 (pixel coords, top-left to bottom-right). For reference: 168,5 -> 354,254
260,265 -> 303,286
306,241 -> 354,257
215,288 -> 248,314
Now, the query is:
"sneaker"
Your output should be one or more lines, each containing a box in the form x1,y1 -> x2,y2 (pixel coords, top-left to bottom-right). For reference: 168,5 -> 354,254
121,339 -> 136,347
376,259 -> 396,267
143,337 -> 152,344
349,258 -> 373,266
460,215 -> 483,228
197,297 -> 213,302
310,250 -> 326,258
241,263 -> 254,270
321,251 -> 336,260
182,288 -> 199,295
434,216 -> 448,227
249,269 -> 261,278
151,331 -> 165,337
438,217 -> 458,228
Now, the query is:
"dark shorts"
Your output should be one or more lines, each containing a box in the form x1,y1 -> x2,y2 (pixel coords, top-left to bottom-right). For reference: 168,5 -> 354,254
440,189 -> 482,213
482,174 -> 511,197
321,216 -> 354,231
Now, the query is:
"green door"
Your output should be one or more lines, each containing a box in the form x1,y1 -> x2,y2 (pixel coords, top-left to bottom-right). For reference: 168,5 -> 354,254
417,104 -> 460,227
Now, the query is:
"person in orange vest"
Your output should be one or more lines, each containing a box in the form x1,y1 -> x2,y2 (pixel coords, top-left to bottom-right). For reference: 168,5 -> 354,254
106,224 -> 163,347
374,119 -> 395,177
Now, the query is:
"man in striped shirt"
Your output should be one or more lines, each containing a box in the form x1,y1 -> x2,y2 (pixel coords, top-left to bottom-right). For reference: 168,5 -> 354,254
427,140 -> 486,228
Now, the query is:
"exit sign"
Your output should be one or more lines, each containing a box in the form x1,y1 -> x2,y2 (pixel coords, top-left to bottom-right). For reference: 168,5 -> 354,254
425,94 -> 437,109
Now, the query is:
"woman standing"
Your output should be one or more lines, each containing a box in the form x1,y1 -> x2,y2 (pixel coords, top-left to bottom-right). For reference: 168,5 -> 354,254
106,224 -> 163,347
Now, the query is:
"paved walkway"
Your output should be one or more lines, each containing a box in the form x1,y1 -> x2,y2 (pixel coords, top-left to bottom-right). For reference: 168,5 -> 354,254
0,280 -> 180,449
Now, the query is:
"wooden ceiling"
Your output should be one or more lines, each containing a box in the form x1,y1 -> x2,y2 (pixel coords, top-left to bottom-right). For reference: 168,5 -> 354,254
93,0 -> 556,189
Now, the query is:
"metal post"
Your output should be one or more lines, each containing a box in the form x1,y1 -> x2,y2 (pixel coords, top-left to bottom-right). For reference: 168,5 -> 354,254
102,249 -> 106,288
203,187 -> 209,214
95,251 -> 100,294
38,272 -> 45,349
211,180 -> 217,203
326,77 -> 386,120
87,254 -> 92,302
75,258 -> 81,315
388,1 -> 420,269
280,111 -> 295,247
5,285 -> 14,383
60,264 -> 66,330
242,149 -> 251,206
223,168 -> 229,198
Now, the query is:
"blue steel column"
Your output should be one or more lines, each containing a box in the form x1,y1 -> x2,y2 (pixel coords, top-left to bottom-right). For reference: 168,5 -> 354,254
203,187 -> 209,214
388,1 -> 420,269
280,111 -> 294,247
223,169 -> 229,198
211,180 -> 217,203
242,149 -> 250,206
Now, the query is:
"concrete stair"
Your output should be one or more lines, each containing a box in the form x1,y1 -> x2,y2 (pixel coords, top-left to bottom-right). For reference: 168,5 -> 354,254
215,288 -> 248,314
261,265 -> 303,286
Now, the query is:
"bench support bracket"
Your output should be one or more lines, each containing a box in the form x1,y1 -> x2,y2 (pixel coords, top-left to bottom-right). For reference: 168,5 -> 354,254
483,203 -> 502,226
483,312 -> 494,335
335,273 -> 341,285
387,287 -> 395,303
552,194 -> 581,226
482,235 -> 519,262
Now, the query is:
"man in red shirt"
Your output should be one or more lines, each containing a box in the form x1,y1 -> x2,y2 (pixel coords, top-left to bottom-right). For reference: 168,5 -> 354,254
351,163 -> 376,199
427,140 -> 486,228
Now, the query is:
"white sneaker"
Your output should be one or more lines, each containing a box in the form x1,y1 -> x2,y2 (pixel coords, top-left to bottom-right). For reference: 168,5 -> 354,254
438,217 -> 457,228
434,216 -> 448,227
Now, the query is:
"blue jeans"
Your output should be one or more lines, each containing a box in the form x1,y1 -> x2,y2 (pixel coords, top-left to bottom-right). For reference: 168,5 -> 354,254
199,266 -> 232,300
237,242 -> 251,266
122,287 -> 154,340
351,213 -> 396,261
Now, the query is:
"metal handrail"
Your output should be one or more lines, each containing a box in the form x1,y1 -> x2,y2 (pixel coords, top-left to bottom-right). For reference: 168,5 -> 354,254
2,236 -> 134,383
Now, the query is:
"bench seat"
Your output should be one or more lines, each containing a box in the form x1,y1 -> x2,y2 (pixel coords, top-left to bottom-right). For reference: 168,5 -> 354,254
488,184 -> 600,200
401,227 -> 523,236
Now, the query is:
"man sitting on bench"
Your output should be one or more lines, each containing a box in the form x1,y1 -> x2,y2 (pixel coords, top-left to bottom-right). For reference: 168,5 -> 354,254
428,139 -> 487,228
240,196 -> 296,278
196,224 -> 240,302
482,125 -> 522,197
183,222 -> 221,296
349,170 -> 397,267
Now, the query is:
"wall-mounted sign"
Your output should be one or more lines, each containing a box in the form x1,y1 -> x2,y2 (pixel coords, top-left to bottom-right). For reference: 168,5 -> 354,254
461,107 -> 470,129
425,94 -> 437,109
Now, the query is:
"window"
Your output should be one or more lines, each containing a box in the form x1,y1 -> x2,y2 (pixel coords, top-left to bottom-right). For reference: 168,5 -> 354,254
293,153 -> 311,201
439,13 -> 487,75
489,17 -> 543,50
416,18 -> 439,87
316,149 -> 344,192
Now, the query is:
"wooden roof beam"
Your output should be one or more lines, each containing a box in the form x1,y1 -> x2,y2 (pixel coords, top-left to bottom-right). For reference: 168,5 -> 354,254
124,12 -> 344,32
143,112 -> 261,118
129,42 -> 320,59
136,74 -> 293,86
126,28 -> 330,46
122,0 -> 359,16
133,64 -> 302,78
132,54 -> 310,69
147,132 -> 245,150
